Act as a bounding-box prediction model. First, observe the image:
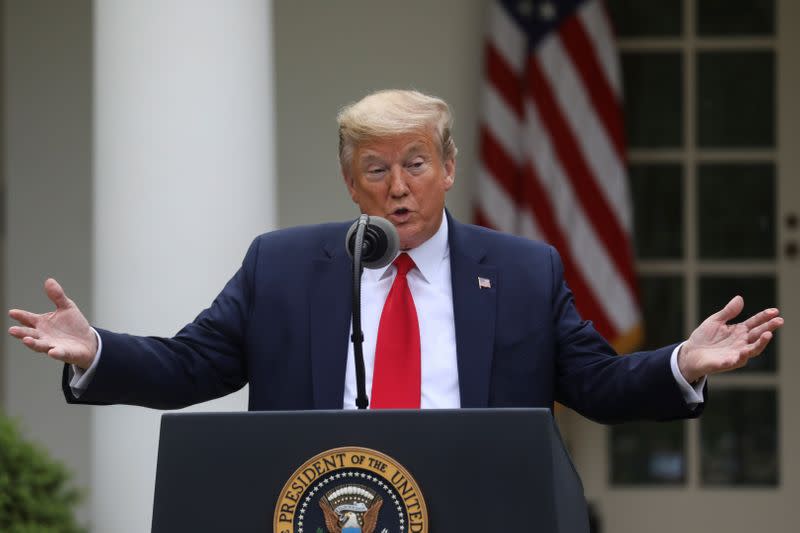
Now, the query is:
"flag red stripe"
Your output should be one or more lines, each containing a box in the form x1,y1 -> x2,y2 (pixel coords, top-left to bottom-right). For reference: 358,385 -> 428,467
559,13 -> 626,161
520,164 -> 617,338
485,42 -> 525,120
480,125 -> 521,202
474,205 -> 494,230
525,57 -> 637,297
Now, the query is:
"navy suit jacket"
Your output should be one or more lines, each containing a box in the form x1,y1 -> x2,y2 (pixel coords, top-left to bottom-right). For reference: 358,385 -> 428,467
64,213 -> 702,423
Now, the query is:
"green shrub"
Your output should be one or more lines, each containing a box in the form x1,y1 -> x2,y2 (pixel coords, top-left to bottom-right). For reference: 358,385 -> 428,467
0,415 -> 85,532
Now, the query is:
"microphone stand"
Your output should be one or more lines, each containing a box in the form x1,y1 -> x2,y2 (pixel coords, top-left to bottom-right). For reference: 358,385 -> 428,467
351,214 -> 370,409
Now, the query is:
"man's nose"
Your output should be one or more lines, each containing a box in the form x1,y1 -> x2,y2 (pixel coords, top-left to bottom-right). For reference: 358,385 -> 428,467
388,166 -> 410,197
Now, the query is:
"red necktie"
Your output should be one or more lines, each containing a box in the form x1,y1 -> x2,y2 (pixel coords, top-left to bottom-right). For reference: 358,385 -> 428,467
371,253 -> 421,409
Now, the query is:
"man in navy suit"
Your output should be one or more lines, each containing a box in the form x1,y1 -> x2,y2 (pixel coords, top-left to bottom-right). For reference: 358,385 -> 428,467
7,90 -> 783,421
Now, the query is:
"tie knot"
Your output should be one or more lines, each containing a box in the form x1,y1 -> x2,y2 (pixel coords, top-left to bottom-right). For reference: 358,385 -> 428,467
393,253 -> 416,276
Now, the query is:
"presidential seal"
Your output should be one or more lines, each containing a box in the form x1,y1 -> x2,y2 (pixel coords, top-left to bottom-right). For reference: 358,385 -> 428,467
273,447 -> 428,533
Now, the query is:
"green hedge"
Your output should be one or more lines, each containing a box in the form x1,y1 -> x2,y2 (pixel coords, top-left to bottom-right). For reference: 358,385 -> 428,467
0,416 -> 84,532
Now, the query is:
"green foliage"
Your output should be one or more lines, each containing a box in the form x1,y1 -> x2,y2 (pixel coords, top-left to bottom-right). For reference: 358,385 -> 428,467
0,415 -> 85,533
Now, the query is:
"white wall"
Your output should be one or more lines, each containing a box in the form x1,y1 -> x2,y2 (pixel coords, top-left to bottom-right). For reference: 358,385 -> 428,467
2,0 -> 93,523
274,0 -> 486,228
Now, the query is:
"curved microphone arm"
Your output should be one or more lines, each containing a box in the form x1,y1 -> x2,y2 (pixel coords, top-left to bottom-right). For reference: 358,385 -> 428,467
346,215 -> 398,409
351,214 -> 370,410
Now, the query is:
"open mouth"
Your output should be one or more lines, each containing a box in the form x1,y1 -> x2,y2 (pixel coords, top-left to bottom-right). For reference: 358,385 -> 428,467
388,208 -> 411,223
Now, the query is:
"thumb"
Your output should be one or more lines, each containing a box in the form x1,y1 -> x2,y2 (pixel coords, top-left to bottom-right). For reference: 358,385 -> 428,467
712,295 -> 744,323
44,278 -> 72,310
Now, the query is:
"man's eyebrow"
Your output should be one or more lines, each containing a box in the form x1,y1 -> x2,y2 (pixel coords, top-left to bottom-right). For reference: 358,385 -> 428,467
358,154 -> 385,165
357,142 -> 431,164
403,143 -> 431,157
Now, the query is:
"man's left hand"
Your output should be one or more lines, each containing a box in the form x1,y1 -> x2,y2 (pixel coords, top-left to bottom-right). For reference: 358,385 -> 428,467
678,295 -> 783,383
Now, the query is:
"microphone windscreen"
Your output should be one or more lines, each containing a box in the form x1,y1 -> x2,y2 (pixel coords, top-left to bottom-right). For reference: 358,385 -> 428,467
366,216 -> 399,267
345,216 -> 399,269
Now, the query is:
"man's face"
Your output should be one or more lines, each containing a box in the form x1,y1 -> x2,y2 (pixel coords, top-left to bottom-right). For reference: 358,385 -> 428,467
344,130 -> 455,250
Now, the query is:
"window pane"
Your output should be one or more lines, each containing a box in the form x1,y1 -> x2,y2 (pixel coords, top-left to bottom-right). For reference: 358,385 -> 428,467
701,389 -> 778,486
611,421 -> 686,485
630,164 -> 683,259
697,51 -> 775,147
698,276 -> 777,372
697,0 -> 775,36
698,163 -> 775,259
608,0 -> 682,37
640,275 -> 684,350
623,52 -> 683,148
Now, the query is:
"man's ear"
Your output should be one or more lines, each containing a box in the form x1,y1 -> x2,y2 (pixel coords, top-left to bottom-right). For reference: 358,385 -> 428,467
443,158 -> 456,191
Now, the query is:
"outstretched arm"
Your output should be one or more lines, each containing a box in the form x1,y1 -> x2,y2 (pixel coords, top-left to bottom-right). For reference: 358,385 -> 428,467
8,278 -> 97,369
678,295 -> 783,384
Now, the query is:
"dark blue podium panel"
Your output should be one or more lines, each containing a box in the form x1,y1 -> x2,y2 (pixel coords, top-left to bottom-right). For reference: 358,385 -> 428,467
152,408 -> 589,533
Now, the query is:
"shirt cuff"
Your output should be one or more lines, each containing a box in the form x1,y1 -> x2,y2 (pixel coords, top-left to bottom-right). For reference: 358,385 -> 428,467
68,328 -> 103,398
670,342 -> 706,408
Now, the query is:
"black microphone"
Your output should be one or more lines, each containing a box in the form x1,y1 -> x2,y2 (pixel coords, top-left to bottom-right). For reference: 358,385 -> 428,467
345,216 -> 399,269
345,215 -> 399,409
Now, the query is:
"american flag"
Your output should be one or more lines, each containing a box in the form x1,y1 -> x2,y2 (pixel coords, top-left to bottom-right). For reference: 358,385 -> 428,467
475,0 -> 642,352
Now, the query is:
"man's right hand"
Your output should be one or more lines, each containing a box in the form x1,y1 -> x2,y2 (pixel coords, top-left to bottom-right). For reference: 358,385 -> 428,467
8,278 -> 98,370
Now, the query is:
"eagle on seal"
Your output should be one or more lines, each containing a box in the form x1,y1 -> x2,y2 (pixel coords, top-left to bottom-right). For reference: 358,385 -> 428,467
319,495 -> 383,533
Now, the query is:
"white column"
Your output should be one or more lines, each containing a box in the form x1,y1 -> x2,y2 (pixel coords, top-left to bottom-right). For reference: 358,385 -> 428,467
92,1 -> 275,531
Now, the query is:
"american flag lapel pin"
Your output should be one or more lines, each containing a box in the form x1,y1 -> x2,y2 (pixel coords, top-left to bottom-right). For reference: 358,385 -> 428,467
478,277 -> 492,289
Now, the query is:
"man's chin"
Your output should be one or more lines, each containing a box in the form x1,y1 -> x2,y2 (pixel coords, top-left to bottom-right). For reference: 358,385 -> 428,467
397,227 -> 424,251
397,232 -> 412,251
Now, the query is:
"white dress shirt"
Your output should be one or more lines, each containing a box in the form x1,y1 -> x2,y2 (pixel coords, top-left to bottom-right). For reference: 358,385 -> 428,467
343,214 -> 459,409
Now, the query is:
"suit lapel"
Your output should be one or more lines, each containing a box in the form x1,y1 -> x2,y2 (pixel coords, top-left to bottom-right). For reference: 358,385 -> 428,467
309,238 -> 353,409
448,214 -> 497,408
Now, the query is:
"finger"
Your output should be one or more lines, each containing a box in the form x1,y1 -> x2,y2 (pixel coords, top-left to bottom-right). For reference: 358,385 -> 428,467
8,326 -> 41,340
742,331 -> 773,359
746,316 -> 784,343
44,278 -> 72,310
743,307 -> 781,330
8,308 -> 40,327
711,295 -> 744,323
47,346 -> 70,361
21,336 -> 55,354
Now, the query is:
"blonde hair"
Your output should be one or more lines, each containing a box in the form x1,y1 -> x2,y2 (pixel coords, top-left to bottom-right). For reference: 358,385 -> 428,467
337,89 -> 458,171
